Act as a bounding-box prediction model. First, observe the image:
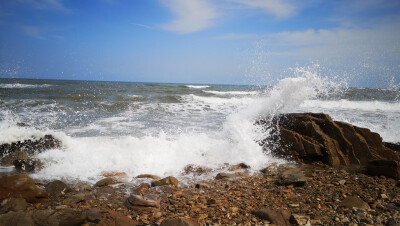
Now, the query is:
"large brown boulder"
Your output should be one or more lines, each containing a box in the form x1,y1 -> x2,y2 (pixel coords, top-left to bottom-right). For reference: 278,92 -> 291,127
259,113 -> 400,167
0,174 -> 48,203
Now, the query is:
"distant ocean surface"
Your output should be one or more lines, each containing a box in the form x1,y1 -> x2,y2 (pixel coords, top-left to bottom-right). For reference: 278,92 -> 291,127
1,73 -> 399,183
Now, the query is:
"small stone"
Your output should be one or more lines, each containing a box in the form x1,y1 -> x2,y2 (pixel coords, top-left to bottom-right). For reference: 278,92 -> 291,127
151,176 -> 179,187
160,218 -> 200,226
289,203 -> 300,208
95,178 -> 118,187
153,211 -> 162,218
380,194 -> 388,199
340,196 -> 370,210
195,183 -> 209,189
215,173 -> 234,180
290,214 -> 310,225
134,183 -> 151,194
278,168 -> 306,187
124,194 -> 161,209
228,163 -> 250,171
339,179 -> 346,185
252,208 -> 291,225
230,207 -> 239,213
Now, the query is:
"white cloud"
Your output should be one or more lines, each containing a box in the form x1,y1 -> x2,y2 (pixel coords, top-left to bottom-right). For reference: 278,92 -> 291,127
228,0 -> 297,19
161,0 -> 218,34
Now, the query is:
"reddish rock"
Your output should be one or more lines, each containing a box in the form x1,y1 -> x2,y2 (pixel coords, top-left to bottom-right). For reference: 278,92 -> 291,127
151,176 -> 179,187
0,197 -> 27,214
136,174 -> 160,180
95,177 -> 119,187
252,208 -> 291,225
124,194 -> 161,209
134,183 -> 151,194
45,180 -> 72,197
339,196 -> 370,210
160,218 -> 201,226
259,113 -> 400,166
0,174 -> 48,203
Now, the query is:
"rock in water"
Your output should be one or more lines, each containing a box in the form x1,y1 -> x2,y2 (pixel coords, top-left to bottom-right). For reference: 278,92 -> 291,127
0,134 -> 61,157
95,178 -> 119,187
0,174 -> 48,203
151,176 -> 179,187
258,113 -> 400,166
45,180 -> 72,197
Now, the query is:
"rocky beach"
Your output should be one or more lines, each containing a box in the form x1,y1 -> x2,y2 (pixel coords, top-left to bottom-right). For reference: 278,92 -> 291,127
1,113 -> 399,226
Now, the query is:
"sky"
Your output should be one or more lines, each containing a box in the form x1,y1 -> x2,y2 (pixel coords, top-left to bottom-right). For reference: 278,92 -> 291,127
0,0 -> 399,87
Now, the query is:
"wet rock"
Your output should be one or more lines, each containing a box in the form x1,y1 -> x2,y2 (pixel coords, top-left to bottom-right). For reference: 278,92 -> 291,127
95,177 -> 119,187
45,180 -> 72,197
183,164 -> 212,175
229,163 -> 250,171
290,214 -> 311,225
160,218 -> 201,226
101,171 -> 127,178
16,122 -> 30,127
258,113 -> 400,166
63,193 -> 85,205
340,196 -> 370,210
367,160 -> 400,179
195,183 -> 209,189
383,142 -> 400,152
14,158 -> 43,173
86,208 -> 102,223
0,174 -> 48,203
151,176 -> 179,187
0,134 -> 61,157
0,150 -> 27,165
124,194 -> 161,209
0,197 -> 27,214
386,218 -> 399,226
215,173 -> 235,180
134,183 -> 151,194
252,208 -> 291,225
136,174 -> 161,180
278,168 -> 306,186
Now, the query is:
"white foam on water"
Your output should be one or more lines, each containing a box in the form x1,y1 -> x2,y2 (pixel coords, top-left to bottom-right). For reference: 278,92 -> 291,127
185,85 -> 210,89
301,100 -> 400,112
203,90 -> 258,95
0,83 -> 52,89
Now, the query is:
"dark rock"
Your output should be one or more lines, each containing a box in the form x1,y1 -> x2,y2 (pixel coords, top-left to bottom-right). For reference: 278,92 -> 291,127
124,194 -> 161,209
258,113 -> 400,166
136,174 -> 160,180
0,134 -> 61,158
86,208 -> 102,223
386,218 -> 399,226
160,218 -> 200,226
0,211 -> 34,226
0,197 -> 27,214
278,168 -> 306,186
252,208 -> 291,225
0,150 -> 27,165
229,163 -> 250,171
0,174 -> 48,203
45,180 -> 72,197
151,176 -> 179,187
215,173 -> 235,180
183,164 -> 212,175
340,196 -> 370,210
384,142 -> 400,152
31,209 -> 86,226
14,158 -> 43,173
95,177 -> 119,187
397,180 -> 400,188
367,160 -> 400,179
16,122 -> 30,127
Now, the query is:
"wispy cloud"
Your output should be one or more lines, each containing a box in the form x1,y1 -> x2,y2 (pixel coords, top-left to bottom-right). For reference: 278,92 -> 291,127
227,0 -> 297,19
17,0 -> 70,12
161,0 -> 218,34
134,23 -> 154,30
20,25 -> 63,40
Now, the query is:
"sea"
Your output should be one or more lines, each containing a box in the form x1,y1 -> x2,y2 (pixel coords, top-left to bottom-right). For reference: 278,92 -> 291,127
1,70 -> 399,184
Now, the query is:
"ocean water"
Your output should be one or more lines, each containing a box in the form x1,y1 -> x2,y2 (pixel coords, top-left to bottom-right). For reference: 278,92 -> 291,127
1,70 -> 399,183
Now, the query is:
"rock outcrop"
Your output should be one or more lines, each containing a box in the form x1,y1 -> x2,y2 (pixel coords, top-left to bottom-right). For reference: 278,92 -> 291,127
0,135 -> 61,157
259,113 -> 400,168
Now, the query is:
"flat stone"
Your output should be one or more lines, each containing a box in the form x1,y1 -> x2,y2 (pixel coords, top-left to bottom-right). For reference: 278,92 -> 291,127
151,176 -> 179,187
340,196 -> 370,210
124,194 -> 161,209
95,177 -> 118,187
252,208 -> 291,225
278,168 -> 306,186
136,174 -> 161,180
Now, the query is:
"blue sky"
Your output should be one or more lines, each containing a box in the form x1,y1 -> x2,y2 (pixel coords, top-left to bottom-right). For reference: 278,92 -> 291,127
0,0 -> 399,87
